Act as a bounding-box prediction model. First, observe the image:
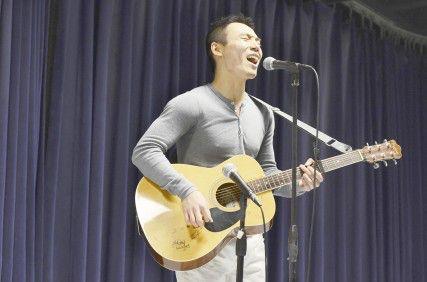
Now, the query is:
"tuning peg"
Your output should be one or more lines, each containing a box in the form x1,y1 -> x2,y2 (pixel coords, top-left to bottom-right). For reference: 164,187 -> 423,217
366,142 -> 370,146
384,139 -> 391,148
382,160 -> 388,167
372,163 -> 380,169
393,159 -> 398,165
375,141 -> 378,145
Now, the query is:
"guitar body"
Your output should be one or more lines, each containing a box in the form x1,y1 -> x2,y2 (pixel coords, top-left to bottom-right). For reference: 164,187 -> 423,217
135,155 -> 276,271
134,139 -> 402,271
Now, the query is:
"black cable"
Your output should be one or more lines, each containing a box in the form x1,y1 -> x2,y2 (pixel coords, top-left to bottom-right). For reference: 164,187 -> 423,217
303,65 -> 321,282
259,206 -> 268,282
136,214 -> 143,237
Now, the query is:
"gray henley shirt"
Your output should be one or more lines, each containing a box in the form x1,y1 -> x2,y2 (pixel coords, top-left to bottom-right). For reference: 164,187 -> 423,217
132,84 -> 303,199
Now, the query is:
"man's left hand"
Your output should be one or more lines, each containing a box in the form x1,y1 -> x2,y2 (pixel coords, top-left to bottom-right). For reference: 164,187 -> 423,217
298,158 -> 324,192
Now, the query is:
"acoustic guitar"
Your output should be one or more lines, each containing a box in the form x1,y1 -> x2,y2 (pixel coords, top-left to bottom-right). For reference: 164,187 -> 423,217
135,140 -> 402,270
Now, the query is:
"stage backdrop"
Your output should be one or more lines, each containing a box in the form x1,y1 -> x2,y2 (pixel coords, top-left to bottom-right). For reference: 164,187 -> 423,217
1,0 -> 426,281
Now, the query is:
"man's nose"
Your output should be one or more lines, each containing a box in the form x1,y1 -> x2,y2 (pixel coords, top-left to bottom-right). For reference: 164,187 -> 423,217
250,44 -> 261,54
250,40 -> 261,52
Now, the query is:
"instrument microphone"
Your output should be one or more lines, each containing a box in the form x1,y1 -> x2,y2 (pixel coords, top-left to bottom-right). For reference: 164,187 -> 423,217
222,163 -> 262,207
263,56 -> 311,72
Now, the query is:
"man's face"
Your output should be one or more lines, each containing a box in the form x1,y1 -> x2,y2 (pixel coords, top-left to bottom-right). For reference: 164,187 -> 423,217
216,22 -> 263,80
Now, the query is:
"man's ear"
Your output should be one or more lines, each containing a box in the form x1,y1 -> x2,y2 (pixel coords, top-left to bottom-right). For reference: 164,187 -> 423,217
211,42 -> 223,58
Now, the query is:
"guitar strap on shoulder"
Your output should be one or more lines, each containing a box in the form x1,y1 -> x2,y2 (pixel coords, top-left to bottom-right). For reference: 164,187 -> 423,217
250,95 -> 353,153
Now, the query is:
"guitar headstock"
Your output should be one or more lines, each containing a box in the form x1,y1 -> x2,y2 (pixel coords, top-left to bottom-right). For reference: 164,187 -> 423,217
361,139 -> 402,168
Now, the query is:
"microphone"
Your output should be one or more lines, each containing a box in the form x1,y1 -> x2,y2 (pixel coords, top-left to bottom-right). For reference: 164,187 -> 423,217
263,56 -> 311,72
222,163 -> 262,207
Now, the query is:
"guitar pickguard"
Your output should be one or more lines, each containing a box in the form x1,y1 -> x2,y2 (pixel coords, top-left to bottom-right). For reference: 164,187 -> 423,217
204,207 -> 241,232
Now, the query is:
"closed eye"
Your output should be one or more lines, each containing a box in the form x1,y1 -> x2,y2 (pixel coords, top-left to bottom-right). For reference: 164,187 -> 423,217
241,34 -> 262,45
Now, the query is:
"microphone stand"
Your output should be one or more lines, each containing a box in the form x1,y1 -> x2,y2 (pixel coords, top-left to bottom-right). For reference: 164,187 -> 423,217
288,68 -> 300,282
236,193 -> 248,282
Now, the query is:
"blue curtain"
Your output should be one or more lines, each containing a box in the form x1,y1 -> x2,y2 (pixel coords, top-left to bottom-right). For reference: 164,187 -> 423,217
1,0 -> 426,281
0,0 -> 48,281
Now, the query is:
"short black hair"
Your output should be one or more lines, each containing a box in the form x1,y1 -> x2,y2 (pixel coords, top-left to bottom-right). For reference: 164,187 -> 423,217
205,14 -> 255,73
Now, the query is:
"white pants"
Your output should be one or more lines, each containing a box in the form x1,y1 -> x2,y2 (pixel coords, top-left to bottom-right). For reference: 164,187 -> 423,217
175,234 -> 265,282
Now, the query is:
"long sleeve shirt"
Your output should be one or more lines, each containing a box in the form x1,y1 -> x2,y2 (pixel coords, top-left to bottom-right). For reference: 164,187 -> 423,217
132,84 -> 304,199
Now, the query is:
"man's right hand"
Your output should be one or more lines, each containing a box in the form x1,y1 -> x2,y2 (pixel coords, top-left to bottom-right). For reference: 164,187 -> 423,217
181,190 -> 213,228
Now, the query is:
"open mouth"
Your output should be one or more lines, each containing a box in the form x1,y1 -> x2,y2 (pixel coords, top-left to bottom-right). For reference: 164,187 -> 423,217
246,55 -> 259,65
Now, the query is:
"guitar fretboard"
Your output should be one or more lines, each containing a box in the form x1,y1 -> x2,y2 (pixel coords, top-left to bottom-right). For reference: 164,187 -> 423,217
248,150 -> 364,193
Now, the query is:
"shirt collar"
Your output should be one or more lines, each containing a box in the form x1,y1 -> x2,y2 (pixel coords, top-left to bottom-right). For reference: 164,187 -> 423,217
206,84 -> 248,109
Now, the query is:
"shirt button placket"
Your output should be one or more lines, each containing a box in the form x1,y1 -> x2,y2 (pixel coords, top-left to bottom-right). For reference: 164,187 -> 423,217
235,105 -> 245,155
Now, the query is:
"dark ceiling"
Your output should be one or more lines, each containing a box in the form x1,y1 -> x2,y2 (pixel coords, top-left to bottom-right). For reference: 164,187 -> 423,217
321,0 -> 427,36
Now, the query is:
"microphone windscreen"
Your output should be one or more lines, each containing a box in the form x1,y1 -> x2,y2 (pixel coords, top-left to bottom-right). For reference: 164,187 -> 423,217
222,163 -> 236,178
263,57 -> 275,71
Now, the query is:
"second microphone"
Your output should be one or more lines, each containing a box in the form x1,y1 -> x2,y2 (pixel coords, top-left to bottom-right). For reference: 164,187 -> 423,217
222,163 -> 262,207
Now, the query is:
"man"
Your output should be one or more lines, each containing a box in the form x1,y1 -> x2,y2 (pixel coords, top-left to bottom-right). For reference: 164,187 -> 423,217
132,14 -> 323,282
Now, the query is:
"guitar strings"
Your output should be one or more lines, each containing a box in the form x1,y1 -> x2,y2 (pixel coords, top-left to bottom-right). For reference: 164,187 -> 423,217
215,154 -> 354,200
215,159 -> 337,202
215,171 -> 295,198
215,160 -> 332,203
214,152 -> 363,203
217,147 -> 391,200
215,169 -> 303,203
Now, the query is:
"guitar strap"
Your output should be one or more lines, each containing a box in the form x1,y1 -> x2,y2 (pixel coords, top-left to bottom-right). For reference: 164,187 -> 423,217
250,95 -> 353,153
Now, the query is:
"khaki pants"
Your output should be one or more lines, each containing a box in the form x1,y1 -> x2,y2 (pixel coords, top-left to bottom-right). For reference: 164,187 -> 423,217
175,234 -> 265,282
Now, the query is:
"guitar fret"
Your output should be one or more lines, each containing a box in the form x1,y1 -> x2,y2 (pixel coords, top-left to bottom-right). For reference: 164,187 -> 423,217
265,178 -> 271,189
256,180 -> 263,192
275,174 -> 282,186
277,174 -> 284,186
269,175 -> 275,188
249,150 -> 365,194
250,182 -> 256,193
255,181 -> 261,193
274,174 -> 282,188
250,179 -> 260,193
321,151 -> 363,172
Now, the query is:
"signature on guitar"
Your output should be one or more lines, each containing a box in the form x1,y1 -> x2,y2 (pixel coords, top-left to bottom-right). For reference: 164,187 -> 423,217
172,240 -> 190,250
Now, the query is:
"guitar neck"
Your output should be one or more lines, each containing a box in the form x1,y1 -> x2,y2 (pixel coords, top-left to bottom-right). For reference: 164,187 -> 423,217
249,150 -> 364,193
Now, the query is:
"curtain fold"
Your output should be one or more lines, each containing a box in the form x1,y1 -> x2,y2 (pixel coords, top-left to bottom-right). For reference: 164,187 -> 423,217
0,0 -> 47,281
1,0 -> 426,281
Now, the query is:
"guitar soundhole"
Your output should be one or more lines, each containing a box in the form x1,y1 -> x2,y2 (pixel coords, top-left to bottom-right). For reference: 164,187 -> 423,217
216,183 -> 241,208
